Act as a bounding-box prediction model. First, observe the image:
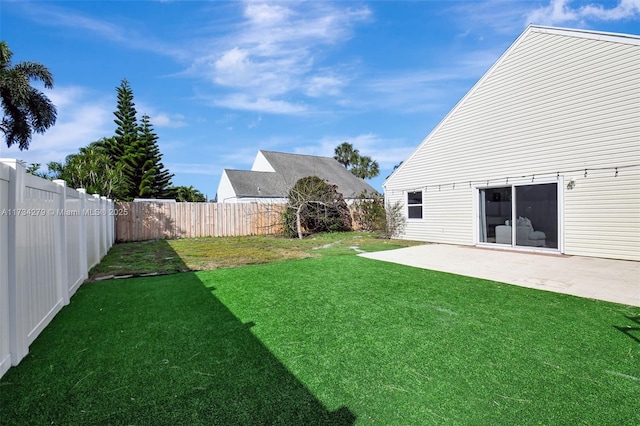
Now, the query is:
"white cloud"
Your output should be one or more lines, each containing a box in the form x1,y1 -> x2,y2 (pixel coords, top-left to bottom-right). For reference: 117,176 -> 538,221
208,46 -> 301,96
188,1 -> 372,114
449,1 -> 531,35
2,86 -> 113,166
244,2 -> 292,25
134,100 -> 188,129
17,2 -> 187,60
214,94 -> 308,115
306,75 -> 347,97
213,47 -> 252,84
19,1 -> 372,115
151,113 -> 187,128
526,0 -> 640,26
352,40 -> 507,114
527,0 -> 580,25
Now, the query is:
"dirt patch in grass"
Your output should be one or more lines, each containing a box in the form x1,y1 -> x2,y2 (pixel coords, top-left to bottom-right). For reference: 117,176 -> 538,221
89,232 -> 423,280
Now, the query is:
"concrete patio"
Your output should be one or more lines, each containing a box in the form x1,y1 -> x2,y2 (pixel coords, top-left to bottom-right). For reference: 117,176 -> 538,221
360,244 -> 640,307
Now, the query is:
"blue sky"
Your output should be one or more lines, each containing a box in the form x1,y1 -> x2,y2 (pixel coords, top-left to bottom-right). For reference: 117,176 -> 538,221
2,0 -> 639,199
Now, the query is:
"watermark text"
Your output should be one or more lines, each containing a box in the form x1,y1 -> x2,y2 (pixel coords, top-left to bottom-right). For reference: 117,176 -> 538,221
0,208 -> 128,217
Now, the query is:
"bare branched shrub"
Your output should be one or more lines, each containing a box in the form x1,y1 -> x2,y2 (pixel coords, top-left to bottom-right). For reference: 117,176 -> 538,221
351,191 -> 406,238
384,200 -> 406,239
351,190 -> 386,232
284,176 -> 352,239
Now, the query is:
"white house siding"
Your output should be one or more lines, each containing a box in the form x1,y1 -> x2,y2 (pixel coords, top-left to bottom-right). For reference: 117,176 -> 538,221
395,186 -> 474,245
564,167 -> 640,261
385,27 -> 640,261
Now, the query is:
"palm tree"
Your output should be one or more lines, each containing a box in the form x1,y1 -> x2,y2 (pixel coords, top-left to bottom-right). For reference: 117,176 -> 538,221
0,41 -> 57,150
350,155 -> 380,180
169,185 -> 206,202
333,142 -> 359,168
48,140 -> 126,198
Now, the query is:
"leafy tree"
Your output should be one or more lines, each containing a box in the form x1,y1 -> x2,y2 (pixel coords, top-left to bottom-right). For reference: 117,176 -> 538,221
48,140 -> 126,198
135,114 -> 173,198
107,79 -> 137,161
284,176 -> 352,239
333,142 -> 379,180
103,80 -> 174,200
0,40 -> 57,150
104,78 -> 139,199
168,185 -> 206,202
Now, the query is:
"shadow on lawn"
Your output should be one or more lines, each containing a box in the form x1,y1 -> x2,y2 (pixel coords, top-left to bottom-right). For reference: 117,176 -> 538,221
615,315 -> 640,344
90,238 -> 193,279
0,272 -> 355,425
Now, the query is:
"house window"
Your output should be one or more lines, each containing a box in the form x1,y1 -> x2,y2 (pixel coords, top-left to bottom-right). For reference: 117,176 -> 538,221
407,191 -> 423,219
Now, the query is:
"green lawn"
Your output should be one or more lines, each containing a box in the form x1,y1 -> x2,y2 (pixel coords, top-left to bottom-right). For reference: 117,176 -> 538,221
87,232 -> 422,279
1,255 -> 638,424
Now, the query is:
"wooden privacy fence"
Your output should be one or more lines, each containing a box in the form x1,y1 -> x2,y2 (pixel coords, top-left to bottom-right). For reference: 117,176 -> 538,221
115,202 -> 285,242
0,159 -> 115,379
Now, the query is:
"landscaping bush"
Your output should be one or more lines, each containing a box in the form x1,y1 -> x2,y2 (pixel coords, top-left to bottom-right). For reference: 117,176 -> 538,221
351,190 -> 406,238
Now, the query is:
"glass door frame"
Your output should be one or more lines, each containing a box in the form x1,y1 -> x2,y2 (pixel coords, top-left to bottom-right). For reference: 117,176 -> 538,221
473,176 -> 564,253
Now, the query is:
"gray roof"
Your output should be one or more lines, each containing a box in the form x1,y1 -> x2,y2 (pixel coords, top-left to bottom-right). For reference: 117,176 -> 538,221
226,150 -> 378,199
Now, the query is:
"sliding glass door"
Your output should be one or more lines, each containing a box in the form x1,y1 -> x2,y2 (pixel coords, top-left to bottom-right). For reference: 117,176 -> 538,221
479,187 -> 512,243
479,183 -> 558,249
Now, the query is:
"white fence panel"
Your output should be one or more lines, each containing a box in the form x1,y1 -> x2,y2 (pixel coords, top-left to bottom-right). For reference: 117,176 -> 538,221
85,195 -> 100,269
0,162 -> 11,378
16,173 -> 65,364
0,159 -> 115,378
63,186 -> 86,297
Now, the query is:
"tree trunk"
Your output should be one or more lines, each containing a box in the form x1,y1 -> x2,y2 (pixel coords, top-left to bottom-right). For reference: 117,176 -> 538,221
296,204 -> 304,239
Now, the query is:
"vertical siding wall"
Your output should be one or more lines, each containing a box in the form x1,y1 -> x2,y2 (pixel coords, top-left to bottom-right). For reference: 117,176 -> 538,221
115,202 -> 285,242
0,159 -> 115,379
564,167 -> 640,260
385,28 -> 640,261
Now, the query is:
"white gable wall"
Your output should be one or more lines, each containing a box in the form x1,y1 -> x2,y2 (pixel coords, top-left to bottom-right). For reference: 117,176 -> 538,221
385,27 -> 640,261
251,151 -> 276,172
216,170 -> 238,203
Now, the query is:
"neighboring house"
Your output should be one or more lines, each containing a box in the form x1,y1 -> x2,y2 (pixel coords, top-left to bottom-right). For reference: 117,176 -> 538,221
217,150 -> 378,203
384,25 -> 640,261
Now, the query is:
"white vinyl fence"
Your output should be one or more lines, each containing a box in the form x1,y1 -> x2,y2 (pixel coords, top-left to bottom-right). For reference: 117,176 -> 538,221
0,159 -> 115,378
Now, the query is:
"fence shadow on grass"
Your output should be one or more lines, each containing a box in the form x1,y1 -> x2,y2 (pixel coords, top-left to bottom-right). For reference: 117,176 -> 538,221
89,239 -> 192,279
0,271 -> 355,425
615,314 -> 640,344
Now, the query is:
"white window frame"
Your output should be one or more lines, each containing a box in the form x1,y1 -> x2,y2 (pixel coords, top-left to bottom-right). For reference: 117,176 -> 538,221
473,176 -> 564,253
406,190 -> 423,220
